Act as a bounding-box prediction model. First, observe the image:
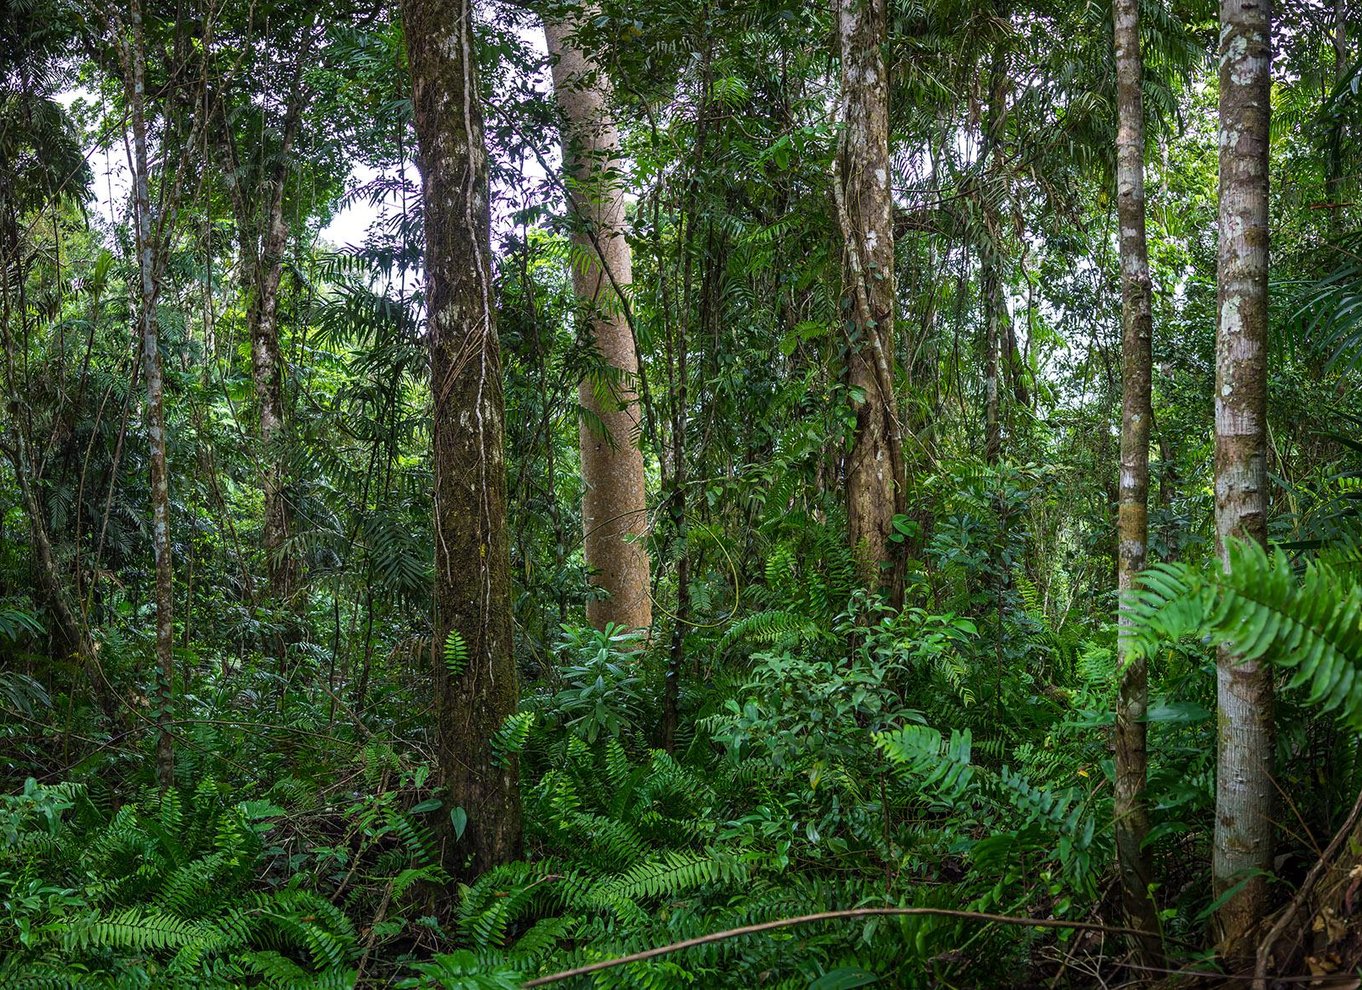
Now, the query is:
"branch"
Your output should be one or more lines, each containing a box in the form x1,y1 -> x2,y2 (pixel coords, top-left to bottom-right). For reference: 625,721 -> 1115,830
521,906 -> 1164,987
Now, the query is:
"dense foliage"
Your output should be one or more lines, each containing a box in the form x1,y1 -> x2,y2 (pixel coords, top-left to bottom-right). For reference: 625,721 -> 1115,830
3,0 -> 1362,985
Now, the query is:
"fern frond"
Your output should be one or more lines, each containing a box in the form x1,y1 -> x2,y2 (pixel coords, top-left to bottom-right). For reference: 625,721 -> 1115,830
1127,539 -> 1362,726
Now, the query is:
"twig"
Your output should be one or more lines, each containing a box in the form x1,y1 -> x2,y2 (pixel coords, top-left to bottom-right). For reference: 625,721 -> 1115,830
521,906 -> 1165,987
1253,783 -> 1362,988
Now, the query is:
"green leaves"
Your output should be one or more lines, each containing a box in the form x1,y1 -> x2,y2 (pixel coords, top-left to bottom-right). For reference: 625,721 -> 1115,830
1126,538 -> 1362,726
875,724 -> 974,804
443,630 -> 469,679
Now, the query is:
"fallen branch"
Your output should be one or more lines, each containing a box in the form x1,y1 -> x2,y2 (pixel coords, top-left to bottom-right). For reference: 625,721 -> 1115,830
1253,784 -> 1362,989
521,906 -> 1163,987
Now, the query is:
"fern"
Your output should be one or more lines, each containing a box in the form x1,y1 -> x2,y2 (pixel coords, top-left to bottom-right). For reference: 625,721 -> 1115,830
443,630 -> 470,678
490,711 -> 534,767
875,724 -> 975,804
1126,538 -> 1362,726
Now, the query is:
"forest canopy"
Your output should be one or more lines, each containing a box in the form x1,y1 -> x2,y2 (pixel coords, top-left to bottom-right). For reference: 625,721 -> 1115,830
2,0 -> 1362,986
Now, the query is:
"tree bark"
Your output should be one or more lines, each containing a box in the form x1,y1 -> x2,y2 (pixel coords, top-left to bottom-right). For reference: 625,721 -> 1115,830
1213,0 -> 1274,960
983,253 -> 1002,464
544,11 -> 652,634
835,0 -> 906,600
403,0 -> 521,877
1326,0 -> 1349,236
251,187 -> 295,604
1112,0 -> 1164,965
209,40 -> 312,607
121,0 -> 176,791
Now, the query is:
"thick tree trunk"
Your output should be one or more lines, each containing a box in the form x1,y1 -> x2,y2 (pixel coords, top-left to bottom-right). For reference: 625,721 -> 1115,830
124,0 -> 175,791
1112,0 -> 1164,965
403,0 -> 521,877
544,12 -> 652,634
1213,0 -> 1274,959
834,0 -> 906,600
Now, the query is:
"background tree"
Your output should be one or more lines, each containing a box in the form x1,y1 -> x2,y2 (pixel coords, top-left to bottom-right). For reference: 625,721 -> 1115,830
1112,0 -> 1162,963
544,5 -> 652,635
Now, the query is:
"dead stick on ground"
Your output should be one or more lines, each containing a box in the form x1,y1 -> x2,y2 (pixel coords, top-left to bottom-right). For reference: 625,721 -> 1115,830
521,906 -> 1166,987
1254,784 -> 1362,989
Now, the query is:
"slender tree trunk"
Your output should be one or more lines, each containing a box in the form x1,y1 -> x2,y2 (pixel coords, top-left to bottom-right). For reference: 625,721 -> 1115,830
252,186 -> 294,604
121,0 -> 175,791
1326,0 -> 1349,236
980,52 -> 1008,465
9,440 -> 117,719
210,45 -> 310,607
1213,0 -> 1273,959
983,254 -> 1002,464
834,0 -> 906,600
1112,0 -> 1164,965
544,12 -> 652,634
1158,430 -> 1179,563
403,0 -> 521,876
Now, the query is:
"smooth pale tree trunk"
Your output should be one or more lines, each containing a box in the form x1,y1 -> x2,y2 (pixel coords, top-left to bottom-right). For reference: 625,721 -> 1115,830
834,0 -> 906,601
121,0 -> 175,791
403,0 -> 521,876
1112,0 -> 1164,965
544,12 -> 652,634
1213,0 -> 1273,960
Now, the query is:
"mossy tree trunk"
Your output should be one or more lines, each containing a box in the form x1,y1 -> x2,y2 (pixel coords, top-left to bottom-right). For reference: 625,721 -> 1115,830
403,0 -> 521,876
1112,0 -> 1164,966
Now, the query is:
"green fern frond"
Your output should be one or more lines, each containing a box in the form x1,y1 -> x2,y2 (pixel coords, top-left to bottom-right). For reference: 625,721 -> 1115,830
491,711 -> 535,767
444,630 -> 470,678
1127,539 -> 1362,726
875,724 -> 975,805
716,609 -> 819,653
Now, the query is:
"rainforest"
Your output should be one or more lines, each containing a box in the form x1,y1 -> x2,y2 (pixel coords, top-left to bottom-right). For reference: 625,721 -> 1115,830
2,0 -> 1361,985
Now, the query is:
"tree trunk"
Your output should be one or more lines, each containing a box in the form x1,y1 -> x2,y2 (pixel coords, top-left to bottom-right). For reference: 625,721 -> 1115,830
123,0 -> 175,791
251,180 -> 294,605
544,11 -> 652,634
1213,0 -> 1274,959
1112,0 -> 1164,965
834,0 -> 906,600
983,253 -> 1002,464
981,52 -> 1008,466
1326,0 -> 1349,237
210,45 -> 311,607
9,439 -> 117,720
403,0 -> 521,877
